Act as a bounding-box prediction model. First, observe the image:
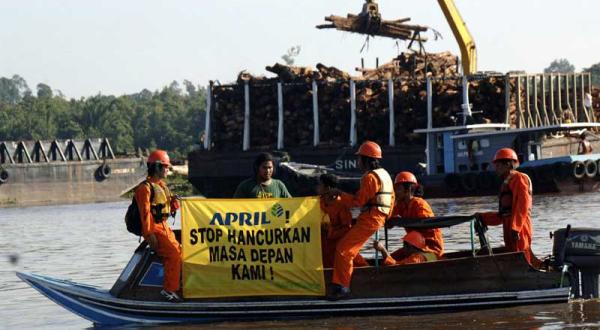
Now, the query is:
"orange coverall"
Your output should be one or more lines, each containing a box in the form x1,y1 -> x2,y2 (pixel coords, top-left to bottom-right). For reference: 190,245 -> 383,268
382,252 -> 436,266
320,199 -> 368,268
332,172 -> 394,288
135,177 -> 182,292
390,197 -> 444,259
480,170 -> 534,264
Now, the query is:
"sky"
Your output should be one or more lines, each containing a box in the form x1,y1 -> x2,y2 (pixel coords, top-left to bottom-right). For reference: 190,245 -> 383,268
0,0 -> 599,98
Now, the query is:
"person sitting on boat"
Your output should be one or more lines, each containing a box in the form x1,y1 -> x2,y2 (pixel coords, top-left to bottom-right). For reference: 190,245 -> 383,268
318,173 -> 368,268
234,152 -> 292,198
372,231 -> 437,266
387,171 -> 444,260
578,133 -> 593,155
478,147 -> 535,265
325,141 -> 395,299
135,150 -> 182,302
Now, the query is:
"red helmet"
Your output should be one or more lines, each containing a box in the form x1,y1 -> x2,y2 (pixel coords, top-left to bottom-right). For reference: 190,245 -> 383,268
493,148 -> 518,163
395,171 -> 418,185
355,141 -> 382,159
403,231 -> 426,250
147,150 -> 172,167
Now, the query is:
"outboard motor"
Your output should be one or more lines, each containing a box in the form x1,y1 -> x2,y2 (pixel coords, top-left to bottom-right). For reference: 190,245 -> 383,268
552,227 -> 600,298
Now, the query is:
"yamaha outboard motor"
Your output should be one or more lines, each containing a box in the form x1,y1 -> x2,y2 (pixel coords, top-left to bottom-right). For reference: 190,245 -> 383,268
552,227 -> 600,298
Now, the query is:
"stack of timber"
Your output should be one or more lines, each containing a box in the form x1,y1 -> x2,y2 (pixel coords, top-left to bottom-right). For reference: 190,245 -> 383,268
316,11 -> 428,41
211,52 -> 516,151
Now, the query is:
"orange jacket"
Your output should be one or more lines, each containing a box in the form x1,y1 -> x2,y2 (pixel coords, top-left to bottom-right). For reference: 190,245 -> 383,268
135,177 -> 171,240
320,198 -> 352,240
391,197 -> 444,256
481,170 -> 533,262
339,171 -> 395,226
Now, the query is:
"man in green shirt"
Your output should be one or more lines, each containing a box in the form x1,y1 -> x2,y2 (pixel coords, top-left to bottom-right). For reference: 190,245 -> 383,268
233,152 -> 292,198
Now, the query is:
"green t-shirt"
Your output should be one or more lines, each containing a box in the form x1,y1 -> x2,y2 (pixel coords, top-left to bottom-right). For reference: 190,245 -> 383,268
233,178 -> 292,198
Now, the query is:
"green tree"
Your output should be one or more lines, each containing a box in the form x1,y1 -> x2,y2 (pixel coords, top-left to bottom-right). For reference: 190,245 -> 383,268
281,45 -> 301,65
583,62 -> 600,86
544,58 -> 575,74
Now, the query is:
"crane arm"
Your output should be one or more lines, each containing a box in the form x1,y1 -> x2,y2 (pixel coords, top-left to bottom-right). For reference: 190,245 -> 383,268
437,0 -> 477,75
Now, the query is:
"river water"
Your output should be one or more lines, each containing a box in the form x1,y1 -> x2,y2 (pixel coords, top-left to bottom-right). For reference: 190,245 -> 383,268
1,193 -> 600,329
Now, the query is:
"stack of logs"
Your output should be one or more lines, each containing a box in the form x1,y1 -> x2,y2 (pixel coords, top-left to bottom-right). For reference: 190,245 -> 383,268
211,52 -> 522,150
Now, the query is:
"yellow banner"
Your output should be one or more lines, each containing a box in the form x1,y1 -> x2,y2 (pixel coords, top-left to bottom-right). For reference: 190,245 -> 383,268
181,197 -> 325,298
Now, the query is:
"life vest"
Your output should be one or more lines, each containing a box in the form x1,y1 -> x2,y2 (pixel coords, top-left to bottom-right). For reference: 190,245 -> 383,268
366,168 -> 394,215
498,171 -> 532,217
149,182 -> 172,223
420,252 -> 438,262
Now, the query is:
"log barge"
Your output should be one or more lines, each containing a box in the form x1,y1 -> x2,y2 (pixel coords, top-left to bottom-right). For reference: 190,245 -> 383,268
0,138 -> 146,207
189,69 -> 600,198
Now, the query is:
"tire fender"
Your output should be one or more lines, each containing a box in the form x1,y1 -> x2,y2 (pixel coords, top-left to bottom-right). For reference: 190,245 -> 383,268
584,159 -> 598,178
572,161 -> 586,180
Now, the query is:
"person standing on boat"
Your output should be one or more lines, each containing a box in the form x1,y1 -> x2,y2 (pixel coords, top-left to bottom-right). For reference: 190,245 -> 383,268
317,174 -> 368,268
326,141 -> 395,299
479,147 -> 535,265
578,133 -> 593,155
233,152 -> 292,198
135,150 -> 182,302
387,171 -> 444,260
373,231 -> 437,265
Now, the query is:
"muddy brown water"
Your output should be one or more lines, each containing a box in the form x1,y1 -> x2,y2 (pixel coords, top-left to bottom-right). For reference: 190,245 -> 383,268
1,193 -> 600,329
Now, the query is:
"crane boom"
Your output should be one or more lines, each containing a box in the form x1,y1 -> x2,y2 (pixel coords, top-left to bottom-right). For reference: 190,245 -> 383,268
437,0 -> 477,75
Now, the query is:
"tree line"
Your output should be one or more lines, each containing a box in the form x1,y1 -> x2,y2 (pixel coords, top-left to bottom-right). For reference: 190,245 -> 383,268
0,75 -> 206,159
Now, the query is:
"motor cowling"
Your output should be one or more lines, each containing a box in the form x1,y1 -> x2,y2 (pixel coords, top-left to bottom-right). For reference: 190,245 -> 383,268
552,227 -> 600,298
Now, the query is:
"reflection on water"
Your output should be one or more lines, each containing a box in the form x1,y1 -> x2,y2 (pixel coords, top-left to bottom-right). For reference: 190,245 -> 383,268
1,193 -> 600,329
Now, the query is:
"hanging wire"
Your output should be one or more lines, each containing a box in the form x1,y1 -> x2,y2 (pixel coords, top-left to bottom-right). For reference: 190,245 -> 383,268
360,35 -> 371,53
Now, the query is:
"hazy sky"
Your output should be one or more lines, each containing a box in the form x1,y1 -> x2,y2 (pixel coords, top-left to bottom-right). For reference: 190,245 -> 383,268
0,0 -> 598,98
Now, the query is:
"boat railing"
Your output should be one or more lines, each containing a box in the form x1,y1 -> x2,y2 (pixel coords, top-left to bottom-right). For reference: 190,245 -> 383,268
510,72 -> 595,129
0,138 -> 116,165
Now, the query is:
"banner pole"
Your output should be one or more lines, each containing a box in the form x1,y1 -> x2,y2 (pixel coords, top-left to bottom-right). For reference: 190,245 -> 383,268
374,230 -> 380,268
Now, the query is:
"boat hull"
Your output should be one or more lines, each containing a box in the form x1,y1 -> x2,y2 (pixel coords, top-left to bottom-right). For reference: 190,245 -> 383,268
16,271 -> 570,326
0,158 -> 146,207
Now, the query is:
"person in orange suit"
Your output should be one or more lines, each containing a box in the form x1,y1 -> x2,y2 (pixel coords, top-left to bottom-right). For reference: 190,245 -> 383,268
478,148 -> 535,265
318,174 -> 368,268
373,231 -> 438,266
326,141 -> 395,300
388,171 -> 444,260
135,150 -> 182,302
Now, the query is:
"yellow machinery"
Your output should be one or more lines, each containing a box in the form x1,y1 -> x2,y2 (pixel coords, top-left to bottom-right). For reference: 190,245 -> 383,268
437,0 -> 477,75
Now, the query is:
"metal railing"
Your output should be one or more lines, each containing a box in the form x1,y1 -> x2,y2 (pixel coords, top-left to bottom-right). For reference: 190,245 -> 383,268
511,73 -> 594,129
0,138 -> 115,165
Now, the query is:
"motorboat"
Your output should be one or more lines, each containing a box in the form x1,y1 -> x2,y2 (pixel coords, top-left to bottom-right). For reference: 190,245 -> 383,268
17,213 -> 600,327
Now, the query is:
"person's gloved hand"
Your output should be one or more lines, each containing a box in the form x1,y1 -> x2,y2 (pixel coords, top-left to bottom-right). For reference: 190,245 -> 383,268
512,230 -> 520,242
170,195 -> 181,217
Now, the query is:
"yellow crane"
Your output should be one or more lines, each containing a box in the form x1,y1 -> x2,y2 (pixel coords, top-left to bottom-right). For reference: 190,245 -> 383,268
437,0 -> 477,75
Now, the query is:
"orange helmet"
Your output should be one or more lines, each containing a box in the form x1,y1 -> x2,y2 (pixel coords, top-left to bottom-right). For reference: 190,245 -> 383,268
147,150 -> 172,167
355,141 -> 382,159
493,148 -> 518,163
395,171 -> 418,185
403,231 -> 426,250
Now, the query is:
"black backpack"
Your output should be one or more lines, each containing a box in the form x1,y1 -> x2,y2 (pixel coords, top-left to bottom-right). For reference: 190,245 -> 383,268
125,181 -> 154,236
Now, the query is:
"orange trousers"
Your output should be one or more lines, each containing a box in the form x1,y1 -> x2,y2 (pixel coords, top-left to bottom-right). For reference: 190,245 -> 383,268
155,225 -> 182,292
332,215 -> 382,288
322,235 -> 369,268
